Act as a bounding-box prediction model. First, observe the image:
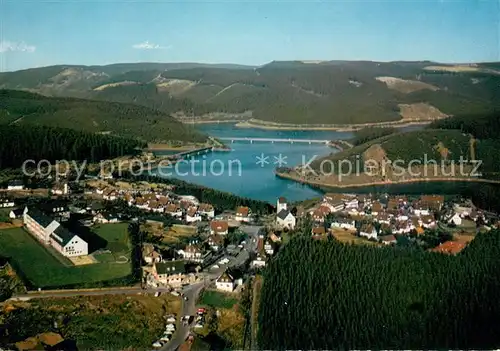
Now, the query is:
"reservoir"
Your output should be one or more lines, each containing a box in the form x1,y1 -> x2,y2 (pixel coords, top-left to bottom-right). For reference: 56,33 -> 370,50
158,124 -> 424,203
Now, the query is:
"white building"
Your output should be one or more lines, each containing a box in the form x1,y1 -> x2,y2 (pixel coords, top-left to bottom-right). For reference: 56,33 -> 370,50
51,183 -> 69,195
235,206 -> 250,222
331,218 -> 356,231
277,197 -> 287,213
359,224 -> 378,240
276,209 -> 296,230
7,180 -> 24,191
0,197 -> 15,208
447,213 -> 462,226
181,244 -> 203,263
210,221 -> 229,235
24,208 -> 88,257
186,207 -> 202,223
198,203 -> 215,219
216,271 -> 235,292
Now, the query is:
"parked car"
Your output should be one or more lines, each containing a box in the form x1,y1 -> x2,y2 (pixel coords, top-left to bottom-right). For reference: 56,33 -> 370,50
152,341 -> 162,348
171,291 -> 179,296
154,292 -> 161,297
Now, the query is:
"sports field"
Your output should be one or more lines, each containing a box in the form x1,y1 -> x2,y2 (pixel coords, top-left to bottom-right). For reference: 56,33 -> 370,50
0,224 -> 132,288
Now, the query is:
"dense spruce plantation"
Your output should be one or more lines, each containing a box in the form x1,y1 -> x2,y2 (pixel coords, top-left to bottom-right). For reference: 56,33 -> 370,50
2,62 -> 499,125
0,89 -> 206,143
0,124 -> 143,169
352,127 -> 397,146
258,232 -> 500,350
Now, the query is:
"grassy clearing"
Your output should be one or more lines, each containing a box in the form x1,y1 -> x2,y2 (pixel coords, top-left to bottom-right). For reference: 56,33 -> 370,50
0,228 -> 131,288
200,290 -> 238,309
332,229 -> 380,246
162,224 -> 198,244
93,223 -> 130,254
2,294 -> 181,350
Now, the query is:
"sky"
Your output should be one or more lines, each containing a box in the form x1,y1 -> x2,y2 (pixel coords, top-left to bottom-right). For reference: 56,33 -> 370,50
0,0 -> 499,71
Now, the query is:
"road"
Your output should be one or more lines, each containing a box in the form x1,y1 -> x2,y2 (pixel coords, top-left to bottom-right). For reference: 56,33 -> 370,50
161,224 -> 263,350
8,287 -> 145,301
160,282 -> 205,351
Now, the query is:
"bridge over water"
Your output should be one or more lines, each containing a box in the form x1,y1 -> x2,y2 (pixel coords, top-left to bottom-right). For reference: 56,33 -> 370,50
217,137 -> 330,145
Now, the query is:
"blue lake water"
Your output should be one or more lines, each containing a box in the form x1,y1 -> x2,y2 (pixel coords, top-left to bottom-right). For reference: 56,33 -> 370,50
157,124 -> 424,203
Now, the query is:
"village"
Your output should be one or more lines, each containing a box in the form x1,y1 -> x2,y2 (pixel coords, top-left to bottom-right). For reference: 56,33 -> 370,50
0,175 -> 498,349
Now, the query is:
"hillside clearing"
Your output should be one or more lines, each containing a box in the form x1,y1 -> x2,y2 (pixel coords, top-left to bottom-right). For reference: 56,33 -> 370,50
398,103 -> 448,121
376,76 -> 438,93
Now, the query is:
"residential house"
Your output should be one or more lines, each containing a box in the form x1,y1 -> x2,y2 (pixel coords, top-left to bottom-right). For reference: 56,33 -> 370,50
312,206 -> 330,223
142,244 -> 162,264
210,220 -> 229,235
216,271 -> 235,292
148,200 -> 164,213
181,244 -> 203,263
264,240 -> 274,256
251,255 -> 267,268
413,203 -> 431,217
420,215 -> 436,229
276,209 -> 296,229
371,201 -> 384,216
51,183 -> 69,195
208,234 -> 224,251
0,196 -> 15,208
93,212 -> 120,224
343,194 -> 359,209
379,234 -> 397,245
453,202 -> 474,217
9,208 -> 25,219
152,260 -> 186,287
235,206 -> 250,222
134,198 -> 150,210
186,207 -> 202,223
165,204 -> 182,218
198,203 -> 215,219
375,213 -> 391,225
420,195 -> 444,211
311,226 -> 326,236
322,193 -> 345,212
446,212 -> 462,226
102,189 -> 118,201
277,197 -> 288,213
331,217 -> 356,231
359,223 -> 378,240
7,180 -> 24,191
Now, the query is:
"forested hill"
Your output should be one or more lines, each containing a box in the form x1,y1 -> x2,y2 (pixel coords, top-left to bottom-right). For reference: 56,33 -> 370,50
0,124 -> 143,169
1,61 -> 499,125
258,231 -> 500,349
0,89 -> 206,144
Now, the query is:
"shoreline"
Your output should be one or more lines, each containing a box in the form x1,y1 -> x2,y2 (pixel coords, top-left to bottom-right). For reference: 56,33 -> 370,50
177,119 -> 244,125
275,171 -> 500,189
234,119 -> 434,131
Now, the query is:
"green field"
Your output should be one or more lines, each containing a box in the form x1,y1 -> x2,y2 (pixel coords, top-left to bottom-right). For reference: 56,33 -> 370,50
0,225 -> 132,288
200,290 -> 238,309
93,223 -> 131,256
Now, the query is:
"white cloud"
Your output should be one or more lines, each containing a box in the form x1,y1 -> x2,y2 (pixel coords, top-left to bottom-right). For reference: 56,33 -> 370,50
0,40 -> 36,53
132,40 -> 170,50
